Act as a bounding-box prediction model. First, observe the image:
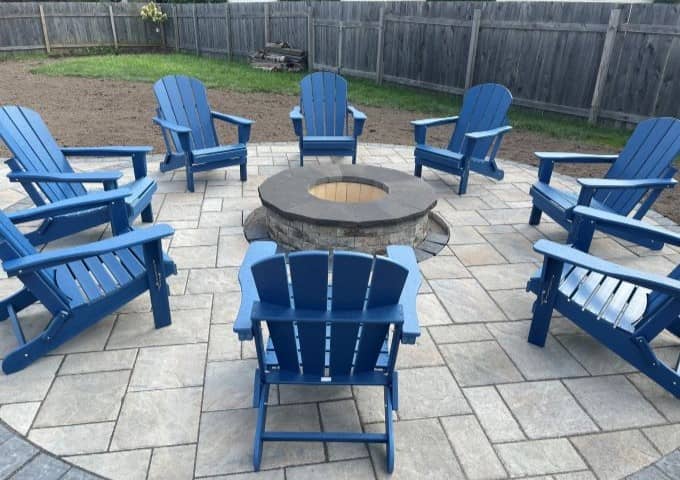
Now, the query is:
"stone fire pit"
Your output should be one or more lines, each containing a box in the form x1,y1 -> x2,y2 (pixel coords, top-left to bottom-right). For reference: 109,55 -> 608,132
256,164 -> 439,254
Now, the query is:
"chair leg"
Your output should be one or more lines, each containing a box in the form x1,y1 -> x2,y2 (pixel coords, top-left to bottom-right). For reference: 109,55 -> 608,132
299,152 -> 304,167
185,163 -> 195,193
0,289 -> 36,322
142,240 -> 172,329
352,149 -> 357,165
141,204 -> 154,223
414,163 -> 422,178
529,206 -> 543,225
240,163 -> 248,182
458,168 -> 470,195
384,386 -> 395,474
528,258 -> 561,347
253,383 -> 269,471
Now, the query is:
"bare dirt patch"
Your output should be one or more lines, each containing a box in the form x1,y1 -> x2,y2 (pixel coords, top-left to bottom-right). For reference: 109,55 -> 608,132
1,59 -> 676,223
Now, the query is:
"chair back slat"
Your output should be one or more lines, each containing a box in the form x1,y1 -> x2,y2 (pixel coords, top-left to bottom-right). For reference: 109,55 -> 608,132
252,251 -> 407,378
354,257 -> 408,373
0,106 -> 86,203
448,84 -> 512,159
300,72 -> 348,137
0,211 -> 68,312
329,252 -> 373,376
331,252 -> 373,310
252,254 -> 299,373
597,118 -> 680,215
153,76 -> 218,153
289,252 -> 328,375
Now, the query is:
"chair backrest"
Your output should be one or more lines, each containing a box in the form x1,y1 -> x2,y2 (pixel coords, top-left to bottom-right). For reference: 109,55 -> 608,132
299,72 -> 348,137
0,106 -> 86,204
153,75 -> 218,153
596,117 -> 680,215
448,83 -> 513,159
0,211 -> 68,313
251,250 -> 407,377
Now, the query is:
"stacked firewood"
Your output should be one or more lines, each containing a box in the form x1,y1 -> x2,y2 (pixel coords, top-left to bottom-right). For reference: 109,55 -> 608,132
249,42 -> 307,72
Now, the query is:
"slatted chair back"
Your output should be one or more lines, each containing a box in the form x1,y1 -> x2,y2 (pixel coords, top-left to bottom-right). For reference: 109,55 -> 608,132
448,83 -> 512,159
251,251 -> 407,377
299,72 -> 348,137
0,211 -> 68,312
0,106 -> 87,205
596,117 -> 680,215
153,75 -> 218,153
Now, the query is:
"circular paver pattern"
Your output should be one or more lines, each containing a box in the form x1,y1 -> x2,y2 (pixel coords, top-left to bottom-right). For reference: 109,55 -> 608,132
0,143 -> 679,480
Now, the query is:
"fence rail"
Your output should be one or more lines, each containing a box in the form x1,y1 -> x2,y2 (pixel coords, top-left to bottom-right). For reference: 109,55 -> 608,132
1,1 -> 679,124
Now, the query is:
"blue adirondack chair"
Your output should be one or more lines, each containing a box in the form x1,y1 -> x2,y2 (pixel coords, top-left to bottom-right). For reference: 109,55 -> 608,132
0,196 -> 176,374
529,117 -> 680,249
0,106 -> 157,245
290,72 -> 366,166
412,83 -> 512,195
527,206 -> 680,397
234,241 -> 421,472
153,75 -> 253,192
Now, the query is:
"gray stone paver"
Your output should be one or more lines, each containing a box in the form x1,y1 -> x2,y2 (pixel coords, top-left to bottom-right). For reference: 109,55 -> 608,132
0,144 -> 678,479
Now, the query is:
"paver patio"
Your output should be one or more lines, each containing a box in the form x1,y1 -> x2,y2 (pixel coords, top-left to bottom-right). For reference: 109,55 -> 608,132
0,142 -> 679,479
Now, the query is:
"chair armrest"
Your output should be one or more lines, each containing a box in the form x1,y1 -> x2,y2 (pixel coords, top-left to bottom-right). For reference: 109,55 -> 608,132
387,245 -> 421,344
411,116 -> 459,145
251,301 -> 403,325
4,224 -> 174,276
234,241 -> 278,341
577,178 -> 677,190
535,152 -> 619,163
465,125 -> 512,140
534,152 -> 618,185
61,146 -> 152,157
290,106 -> 303,138
410,116 -> 459,128
576,177 -> 677,208
211,111 -> 254,126
8,171 -> 122,184
573,206 -> 680,249
348,105 -> 366,137
152,117 -> 192,134
533,239 -> 680,296
7,189 -> 131,224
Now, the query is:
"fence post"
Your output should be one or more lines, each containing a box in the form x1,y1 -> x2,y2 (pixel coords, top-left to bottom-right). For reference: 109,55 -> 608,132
264,3 -> 270,45
173,4 -> 179,51
192,3 -> 199,55
589,8 -> 621,124
307,7 -> 314,71
108,5 -> 118,51
225,2 -> 232,61
375,7 -> 385,84
38,4 -> 50,54
337,22 -> 344,73
465,9 -> 481,90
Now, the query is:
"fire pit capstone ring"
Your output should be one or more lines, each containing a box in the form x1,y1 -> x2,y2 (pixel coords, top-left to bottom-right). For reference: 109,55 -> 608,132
257,164 -> 438,253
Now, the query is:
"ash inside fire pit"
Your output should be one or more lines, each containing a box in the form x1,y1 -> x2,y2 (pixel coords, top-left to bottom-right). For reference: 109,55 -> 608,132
245,165 -> 448,259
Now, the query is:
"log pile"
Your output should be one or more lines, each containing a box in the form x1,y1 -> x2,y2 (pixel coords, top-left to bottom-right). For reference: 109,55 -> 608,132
249,42 -> 307,72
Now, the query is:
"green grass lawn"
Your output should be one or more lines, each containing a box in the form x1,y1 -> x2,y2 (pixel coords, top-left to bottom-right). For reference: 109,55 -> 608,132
33,53 -> 630,148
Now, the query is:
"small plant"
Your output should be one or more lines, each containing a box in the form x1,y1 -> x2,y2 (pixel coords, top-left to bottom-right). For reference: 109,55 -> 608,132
140,2 -> 168,29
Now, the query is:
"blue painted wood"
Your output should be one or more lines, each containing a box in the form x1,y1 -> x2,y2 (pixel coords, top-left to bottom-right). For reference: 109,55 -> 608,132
413,83 -> 512,194
529,117 -> 680,249
0,106 -> 156,244
527,208 -> 680,397
0,211 -> 176,374
239,244 -> 419,471
291,72 -> 366,166
153,75 -> 253,192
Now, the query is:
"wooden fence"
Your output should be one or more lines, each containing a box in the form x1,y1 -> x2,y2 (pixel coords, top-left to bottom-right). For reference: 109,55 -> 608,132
1,1 -> 679,124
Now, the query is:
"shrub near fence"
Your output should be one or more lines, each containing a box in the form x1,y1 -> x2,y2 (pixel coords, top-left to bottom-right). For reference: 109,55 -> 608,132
1,1 -> 679,124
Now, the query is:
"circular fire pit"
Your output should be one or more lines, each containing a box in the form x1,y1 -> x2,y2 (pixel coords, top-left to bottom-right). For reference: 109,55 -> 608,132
256,165 -> 438,253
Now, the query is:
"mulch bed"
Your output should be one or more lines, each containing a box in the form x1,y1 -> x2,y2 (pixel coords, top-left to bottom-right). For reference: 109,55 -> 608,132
1,59 -> 676,223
